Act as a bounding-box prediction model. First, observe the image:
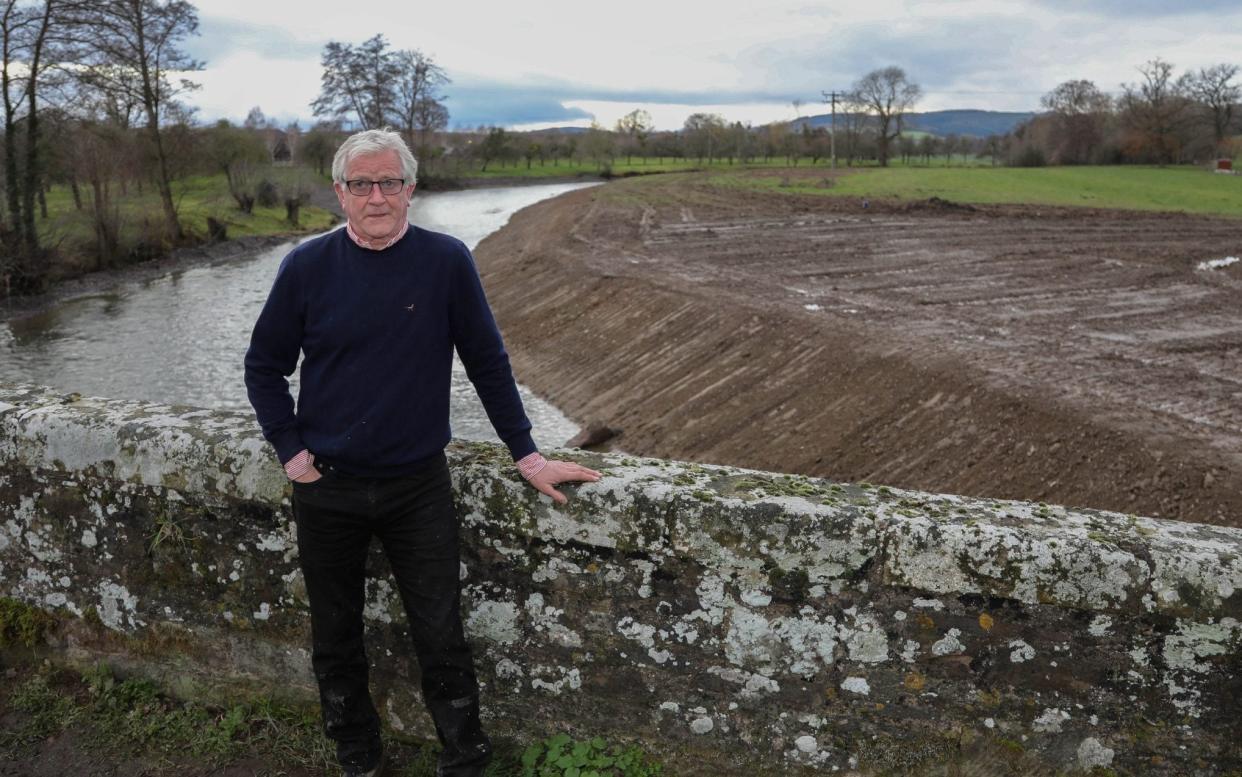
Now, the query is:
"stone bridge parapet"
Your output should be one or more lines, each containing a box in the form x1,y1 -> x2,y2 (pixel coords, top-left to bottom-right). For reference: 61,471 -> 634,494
1,383 -> 1238,775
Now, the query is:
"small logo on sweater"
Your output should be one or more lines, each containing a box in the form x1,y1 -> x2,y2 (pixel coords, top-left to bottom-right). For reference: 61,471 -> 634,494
405,304 -> 416,312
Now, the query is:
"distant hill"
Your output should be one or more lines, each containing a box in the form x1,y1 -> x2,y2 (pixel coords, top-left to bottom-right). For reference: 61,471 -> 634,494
520,126 -> 590,135
796,109 -> 1038,138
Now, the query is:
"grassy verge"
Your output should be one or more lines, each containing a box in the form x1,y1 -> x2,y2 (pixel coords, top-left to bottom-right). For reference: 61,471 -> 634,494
0,657 -> 663,777
707,164 -> 1242,217
1,662 -> 336,774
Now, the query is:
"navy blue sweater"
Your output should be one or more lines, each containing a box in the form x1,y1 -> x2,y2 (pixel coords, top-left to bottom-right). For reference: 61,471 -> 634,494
244,226 -> 536,476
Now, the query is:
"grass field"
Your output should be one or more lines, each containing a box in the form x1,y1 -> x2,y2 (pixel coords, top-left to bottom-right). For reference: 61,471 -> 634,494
34,170 -> 335,277
708,164 -> 1242,217
453,156 -> 802,179
447,152 -> 1022,181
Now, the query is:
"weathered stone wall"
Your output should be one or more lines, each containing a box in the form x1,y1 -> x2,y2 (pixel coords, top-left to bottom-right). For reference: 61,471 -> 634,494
1,382 -> 1239,775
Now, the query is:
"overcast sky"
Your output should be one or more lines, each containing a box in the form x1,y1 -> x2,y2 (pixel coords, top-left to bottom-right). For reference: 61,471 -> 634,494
185,0 -> 1242,131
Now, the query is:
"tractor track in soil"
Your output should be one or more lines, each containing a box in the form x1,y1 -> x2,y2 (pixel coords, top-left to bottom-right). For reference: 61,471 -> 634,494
474,171 -> 1242,527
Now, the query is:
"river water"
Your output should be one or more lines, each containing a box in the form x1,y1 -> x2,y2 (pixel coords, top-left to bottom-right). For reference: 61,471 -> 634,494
0,182 -> 597,448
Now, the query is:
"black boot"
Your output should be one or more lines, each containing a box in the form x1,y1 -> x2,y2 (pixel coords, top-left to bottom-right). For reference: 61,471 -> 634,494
427,694 -> 492,777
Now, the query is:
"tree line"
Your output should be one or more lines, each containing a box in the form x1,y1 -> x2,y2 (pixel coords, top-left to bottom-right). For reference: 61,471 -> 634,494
0,2 -> 450,295
310,33 -> 449,168
2,0 -> 202,293
453,58 -> 1238,173
3,3 -> 1238,298
1009,59 -> 1239,166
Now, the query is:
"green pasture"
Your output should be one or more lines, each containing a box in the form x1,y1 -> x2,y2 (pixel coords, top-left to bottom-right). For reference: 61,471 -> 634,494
455,156 -> 801,180
449,152 -> 1003,182
35,170 -> 335,273
709,165 -> 1242,217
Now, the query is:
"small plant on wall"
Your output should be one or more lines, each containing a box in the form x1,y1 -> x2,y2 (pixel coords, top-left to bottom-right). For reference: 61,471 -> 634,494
518,733 -> 662,777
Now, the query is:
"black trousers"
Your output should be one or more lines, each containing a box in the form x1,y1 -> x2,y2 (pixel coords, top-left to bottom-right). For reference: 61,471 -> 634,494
291,453 -> 491,775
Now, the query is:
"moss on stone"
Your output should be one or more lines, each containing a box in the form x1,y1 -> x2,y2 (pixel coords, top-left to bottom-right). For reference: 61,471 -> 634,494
0,598 -> 56,648
856,731 -> 959,774
767,565 -> 810,603
995,737 -> 1024,754
81,606 -> 103,629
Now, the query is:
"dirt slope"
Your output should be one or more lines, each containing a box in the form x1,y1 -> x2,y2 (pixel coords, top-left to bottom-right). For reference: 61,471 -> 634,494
474,172 -> 1242,527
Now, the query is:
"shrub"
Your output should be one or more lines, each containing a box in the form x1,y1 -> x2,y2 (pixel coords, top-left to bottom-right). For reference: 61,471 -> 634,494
1014,146 -> 1047,167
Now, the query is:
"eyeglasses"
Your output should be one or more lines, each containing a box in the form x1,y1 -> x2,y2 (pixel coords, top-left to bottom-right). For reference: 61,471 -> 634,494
342,178 -> 406,196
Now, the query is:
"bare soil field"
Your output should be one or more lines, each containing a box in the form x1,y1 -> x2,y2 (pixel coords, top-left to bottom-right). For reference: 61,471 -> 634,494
474,170 -> 1242,527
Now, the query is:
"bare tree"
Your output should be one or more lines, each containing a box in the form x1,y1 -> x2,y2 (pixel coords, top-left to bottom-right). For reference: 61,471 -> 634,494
615,108 -> 652,163
683,112 -> 725,163
204,120 -> 269,213
411,97 -> 448,166
759,122 -> 785,162
312,35 -> 402,131
61,69 -> 140,268
852,66 -> 921,166
981,134 -> 1006,167
2,0 -> 60,289
273,165 -> 315,226
297,125 -> 339,176
392,48 -> 449,159
476,127 -> 508,172
75,120 -> 126,266
1041,79 -> 1112,164
800,122 -> 829,164
583,122 -> 616,169
80,0 -> 202,242
242,105 -> 269,129
780,122 -> 801,166
840,90 -> 869,166
1181,63 -> 1240,152
1119,58 -> 1191,164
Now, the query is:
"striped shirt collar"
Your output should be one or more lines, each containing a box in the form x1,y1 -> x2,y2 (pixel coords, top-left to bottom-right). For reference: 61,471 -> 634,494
345,220 -> 409,251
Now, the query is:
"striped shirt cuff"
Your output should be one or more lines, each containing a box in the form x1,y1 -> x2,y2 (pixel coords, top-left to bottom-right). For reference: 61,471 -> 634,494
284,449 -> 312,480
516,452 -> 547,481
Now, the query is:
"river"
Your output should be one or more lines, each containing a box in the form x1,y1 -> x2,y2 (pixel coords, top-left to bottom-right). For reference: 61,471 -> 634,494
0,182 -> 598,448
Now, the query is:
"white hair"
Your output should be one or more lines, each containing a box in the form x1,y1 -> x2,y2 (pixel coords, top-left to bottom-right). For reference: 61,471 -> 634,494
331,128 -> 419,185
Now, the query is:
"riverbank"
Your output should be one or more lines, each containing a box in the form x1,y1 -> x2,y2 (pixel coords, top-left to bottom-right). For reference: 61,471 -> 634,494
423,172 -> 605,190
0,184 -> 342,324
473,170 -> 1242,527
0,234 -> 318,324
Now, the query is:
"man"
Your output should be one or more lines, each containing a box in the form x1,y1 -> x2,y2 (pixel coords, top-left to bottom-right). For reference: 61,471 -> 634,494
244,128 -> 599,777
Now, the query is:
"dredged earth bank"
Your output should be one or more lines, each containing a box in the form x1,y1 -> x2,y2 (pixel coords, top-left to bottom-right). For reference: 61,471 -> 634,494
473,169 -> 1242,527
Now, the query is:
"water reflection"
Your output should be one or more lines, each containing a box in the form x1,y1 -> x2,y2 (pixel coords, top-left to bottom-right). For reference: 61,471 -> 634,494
0,181 -> 597,448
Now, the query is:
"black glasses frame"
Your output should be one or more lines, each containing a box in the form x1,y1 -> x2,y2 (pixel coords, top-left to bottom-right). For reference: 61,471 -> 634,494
343,178 -> 407,196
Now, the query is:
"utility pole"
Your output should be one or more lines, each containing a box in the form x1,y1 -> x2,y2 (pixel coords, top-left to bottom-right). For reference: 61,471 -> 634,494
822,90 -> 842,169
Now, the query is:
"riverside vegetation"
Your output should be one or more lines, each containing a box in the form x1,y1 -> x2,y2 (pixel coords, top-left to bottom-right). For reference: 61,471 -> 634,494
20,168 -> 335,289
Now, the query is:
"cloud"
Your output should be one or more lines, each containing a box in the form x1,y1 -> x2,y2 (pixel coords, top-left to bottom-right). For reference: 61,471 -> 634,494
729,16 -> 1042,110
1029,0 -> 1242,17
186,15 -> 326,64
444,76 -> 807,128
184,1 -> 1242,129
446,87 -> 594,129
